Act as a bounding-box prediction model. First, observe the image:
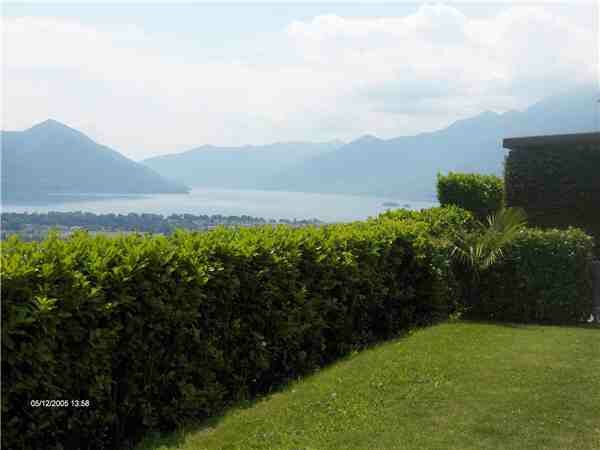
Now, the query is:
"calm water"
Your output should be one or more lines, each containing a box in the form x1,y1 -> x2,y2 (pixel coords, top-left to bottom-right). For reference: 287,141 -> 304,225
1,188 -> 437,223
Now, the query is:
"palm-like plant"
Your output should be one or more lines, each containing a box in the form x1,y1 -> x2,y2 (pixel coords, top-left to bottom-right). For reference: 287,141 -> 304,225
451,207 -> 528,277
450,207 -> 527,309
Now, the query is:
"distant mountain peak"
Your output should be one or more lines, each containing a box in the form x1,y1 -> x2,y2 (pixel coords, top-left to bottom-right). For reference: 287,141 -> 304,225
27,119 -> 88,140
354,134 -> 382,144
3,120 -> 189,200
445,110 -> 501,132
478,110 -> 500,118
30,118 -> 71,130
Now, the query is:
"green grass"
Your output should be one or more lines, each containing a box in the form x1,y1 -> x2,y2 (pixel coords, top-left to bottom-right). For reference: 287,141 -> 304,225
136,322 -> 600,450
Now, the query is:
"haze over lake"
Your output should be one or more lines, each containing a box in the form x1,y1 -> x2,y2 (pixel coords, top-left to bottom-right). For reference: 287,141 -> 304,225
1,188 -> 436,223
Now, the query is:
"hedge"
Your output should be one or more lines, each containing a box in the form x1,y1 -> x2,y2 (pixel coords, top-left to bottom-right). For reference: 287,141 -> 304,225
504,142 -> 600,257
1,221 -> 455,450
375,205 -> 476,238
3,212 -> 595,450
437,172 -> 504,220
458,227 -> 594,323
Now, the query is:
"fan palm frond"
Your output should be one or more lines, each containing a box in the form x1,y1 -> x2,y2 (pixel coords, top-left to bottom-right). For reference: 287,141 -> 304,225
451,207 -> 527,275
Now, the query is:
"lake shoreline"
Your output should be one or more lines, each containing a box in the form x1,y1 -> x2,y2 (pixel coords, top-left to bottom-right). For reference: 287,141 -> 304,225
1,188 -> 437,223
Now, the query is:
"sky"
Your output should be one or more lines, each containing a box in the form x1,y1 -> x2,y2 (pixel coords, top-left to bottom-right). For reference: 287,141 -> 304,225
2,1 -> 599,160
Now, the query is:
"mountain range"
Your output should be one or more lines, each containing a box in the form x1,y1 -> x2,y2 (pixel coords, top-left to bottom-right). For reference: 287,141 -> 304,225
143,83 -> 599,201
1,119 -> 188,202
142,140 -> 344,190
2,84 -> 598,203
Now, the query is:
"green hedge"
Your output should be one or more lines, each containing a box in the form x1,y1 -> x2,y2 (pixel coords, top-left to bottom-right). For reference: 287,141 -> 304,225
1,221 -> 455,450
375,205 -> 476,238
437,172 -> 504,220
3,211 -> 594,450
459,227 -> 594,323
504,143 -> 600,257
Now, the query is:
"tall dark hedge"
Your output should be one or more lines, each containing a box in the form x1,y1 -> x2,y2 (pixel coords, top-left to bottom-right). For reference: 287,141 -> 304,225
1,221 -> 455,450
437,172 -> 504,220
459,227 -> 594,323
504,142 -> 600,256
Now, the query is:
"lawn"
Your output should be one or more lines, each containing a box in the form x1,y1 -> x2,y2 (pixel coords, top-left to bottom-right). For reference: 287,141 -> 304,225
136,322 -> 600,450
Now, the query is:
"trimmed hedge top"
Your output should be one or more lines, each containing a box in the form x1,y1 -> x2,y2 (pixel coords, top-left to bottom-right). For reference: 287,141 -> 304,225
437,172 -> 504,220
375,205 -> 476,238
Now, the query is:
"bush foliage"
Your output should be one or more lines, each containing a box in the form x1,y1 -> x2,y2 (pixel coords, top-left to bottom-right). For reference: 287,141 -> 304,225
375,205 -> 476,238
2,221 -> 454,450
457,227 -> 594,323
437,172 -> 504,220
2,208 -> 594,450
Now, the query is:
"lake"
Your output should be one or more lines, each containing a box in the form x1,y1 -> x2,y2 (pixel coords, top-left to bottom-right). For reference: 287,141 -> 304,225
1,188 -> 437,223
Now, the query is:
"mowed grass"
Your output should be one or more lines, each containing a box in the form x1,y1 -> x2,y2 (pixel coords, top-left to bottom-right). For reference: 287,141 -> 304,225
137,322 -> 600,450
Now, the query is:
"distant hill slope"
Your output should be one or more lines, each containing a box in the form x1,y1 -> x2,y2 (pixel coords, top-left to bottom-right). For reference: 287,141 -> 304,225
261,84 -> 599,200
141,141 -> 344,189
1,120 -> 188,202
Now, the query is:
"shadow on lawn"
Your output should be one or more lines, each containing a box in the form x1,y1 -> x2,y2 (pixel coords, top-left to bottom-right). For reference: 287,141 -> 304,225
135,393 -> 297,450
134,319 -> 599,450
134,325 -> 418,450
135,430 -> 186,450
135,415 -> 221,450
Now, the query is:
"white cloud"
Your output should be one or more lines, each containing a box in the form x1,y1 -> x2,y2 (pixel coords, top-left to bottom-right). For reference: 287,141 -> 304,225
2,3 -> 597,159
286,4 -> 596,111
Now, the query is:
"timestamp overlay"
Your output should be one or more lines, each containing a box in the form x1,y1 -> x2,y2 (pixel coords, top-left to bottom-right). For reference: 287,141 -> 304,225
30,400 -> 91,408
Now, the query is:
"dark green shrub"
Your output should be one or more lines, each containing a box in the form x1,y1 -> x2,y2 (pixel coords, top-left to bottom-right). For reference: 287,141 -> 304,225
2,221 -> 454,450
505,142 -> 600,257
437,172 -> 504,220
459,227 -> 594,323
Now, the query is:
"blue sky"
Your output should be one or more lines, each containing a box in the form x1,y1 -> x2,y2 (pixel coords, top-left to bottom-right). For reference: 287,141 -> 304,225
2,1 -> 598,159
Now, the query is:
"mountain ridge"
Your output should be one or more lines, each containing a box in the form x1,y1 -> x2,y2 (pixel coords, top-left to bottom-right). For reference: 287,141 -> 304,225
4,83 -> 597,203
141,83 -> 598,201
257,83 -> 598,200
1,120 -> 189,202
142,140 -> 345,190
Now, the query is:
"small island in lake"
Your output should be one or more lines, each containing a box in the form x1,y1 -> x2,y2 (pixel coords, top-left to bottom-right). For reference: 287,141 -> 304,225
382,201 -> 400,207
